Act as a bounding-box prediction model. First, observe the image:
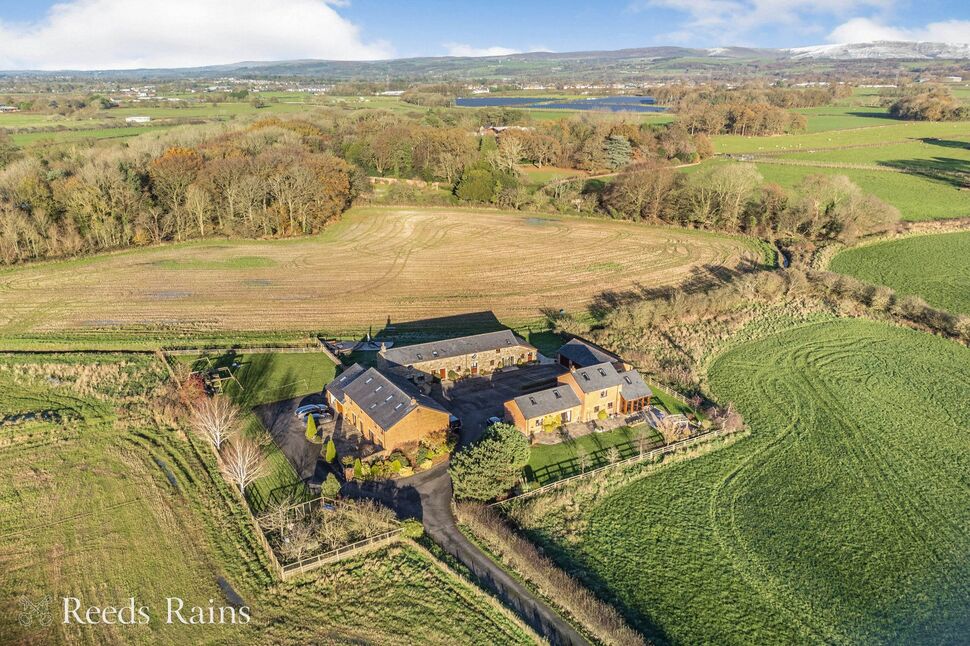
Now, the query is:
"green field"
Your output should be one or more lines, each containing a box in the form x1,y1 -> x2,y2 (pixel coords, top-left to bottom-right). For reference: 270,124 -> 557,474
755,162 -> 970,221
791,106 -> 896,133
830,232 -> 970,314
714,119 -> 970,154
0,352 -> 536,643
509,319 -> 970,644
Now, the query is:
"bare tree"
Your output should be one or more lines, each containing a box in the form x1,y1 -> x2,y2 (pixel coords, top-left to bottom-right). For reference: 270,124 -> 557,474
190,395 -> 240,452
220,436 -> 267,497
606,446 -> 621,465
576,445 -> 590,473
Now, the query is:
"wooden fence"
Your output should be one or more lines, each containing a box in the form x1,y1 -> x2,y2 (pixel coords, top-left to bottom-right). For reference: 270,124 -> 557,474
497,427 -> 738,504
164,343 -> 323,356
279,529 -> 403,580
250,495 -> 403,581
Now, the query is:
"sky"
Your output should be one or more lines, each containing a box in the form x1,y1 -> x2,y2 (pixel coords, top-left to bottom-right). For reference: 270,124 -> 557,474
0,0 -> 966,70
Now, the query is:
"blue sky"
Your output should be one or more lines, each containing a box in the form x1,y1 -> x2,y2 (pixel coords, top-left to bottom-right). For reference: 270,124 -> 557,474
0,0 -> 966,69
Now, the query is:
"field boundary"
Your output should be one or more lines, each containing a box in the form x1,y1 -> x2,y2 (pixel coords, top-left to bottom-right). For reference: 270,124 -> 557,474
498,427 -> 739,504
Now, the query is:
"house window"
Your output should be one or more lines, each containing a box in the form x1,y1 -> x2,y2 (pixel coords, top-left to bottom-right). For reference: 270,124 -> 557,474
601,390 -> 607,397
535,419 -> 542,427
594,405 -> 600,413
490,359 -> 495,366
608,402 -> 613,409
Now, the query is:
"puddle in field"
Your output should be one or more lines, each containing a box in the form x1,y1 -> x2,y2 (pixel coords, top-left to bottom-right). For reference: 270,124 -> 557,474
525,217 -> 556,226
1,409 -> 69,426
149,290 -> 192,300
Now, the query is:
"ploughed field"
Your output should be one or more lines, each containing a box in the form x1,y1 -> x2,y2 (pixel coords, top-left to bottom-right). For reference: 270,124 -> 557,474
0,207 -> 760,337
0,353 -> 535,644
509,319 -> 970,644
830,231 -> 970,315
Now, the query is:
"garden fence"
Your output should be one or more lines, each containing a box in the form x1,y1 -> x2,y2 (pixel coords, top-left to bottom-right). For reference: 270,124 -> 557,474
497,427 -> 738,504
279,529 -> 403,580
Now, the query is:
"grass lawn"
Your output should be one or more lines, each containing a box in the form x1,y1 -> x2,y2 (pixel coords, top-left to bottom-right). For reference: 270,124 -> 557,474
830,231 -> 970,315
508,318 -> 970,644
178,350 -> 337,408
0,352 -> 538,643
177,351 -> 338,511
526,424 -> 663,485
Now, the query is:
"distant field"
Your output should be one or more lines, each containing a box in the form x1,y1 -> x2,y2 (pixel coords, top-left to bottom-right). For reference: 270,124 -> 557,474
755,162 -> 970,221
0,352 -> 537,644
776,136 -> 970,167
830,231 -> 970,314
510,319 -> 970,644
10,124 -> 164,146
0,207 -> 762,340
791,106 -> 896,133
714,119 -> 970,154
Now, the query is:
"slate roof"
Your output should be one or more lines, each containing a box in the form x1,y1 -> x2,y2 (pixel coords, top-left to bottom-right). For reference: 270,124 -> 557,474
568,361 -> 624,393
557,338 -> 620,368
618,370 -> 653,401
511,385 -> 581,420
336,366 -> 447,431
380,330 -> 534,366
325,363 -> 367,404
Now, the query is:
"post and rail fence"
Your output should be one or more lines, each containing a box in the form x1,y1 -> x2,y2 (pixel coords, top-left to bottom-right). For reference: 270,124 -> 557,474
496,426 -> 739,505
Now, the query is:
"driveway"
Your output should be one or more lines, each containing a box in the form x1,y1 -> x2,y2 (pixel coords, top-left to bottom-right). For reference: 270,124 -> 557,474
442,364 -> 566,446
344,463 -> 588,646
253,393 -> 332,487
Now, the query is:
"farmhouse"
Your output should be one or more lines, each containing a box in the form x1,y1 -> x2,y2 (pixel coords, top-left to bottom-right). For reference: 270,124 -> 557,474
379,330 -> 537,380
557,337 -> 632,372
325,364 -> 450,452
505,350 -> 653,436
505,384 -> 582,433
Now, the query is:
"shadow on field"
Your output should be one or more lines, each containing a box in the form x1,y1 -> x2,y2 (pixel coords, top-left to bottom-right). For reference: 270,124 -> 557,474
374,310 -> 507,343
845,111 -> 904,121
587,258 -> 764,320
879,155 -> 970,189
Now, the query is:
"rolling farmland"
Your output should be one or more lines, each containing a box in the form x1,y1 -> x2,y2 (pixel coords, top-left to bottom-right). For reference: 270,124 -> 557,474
508,319 -> 970,644
830,231 -> 970,314
0,207 -> 762,341
0,353 -> 536,644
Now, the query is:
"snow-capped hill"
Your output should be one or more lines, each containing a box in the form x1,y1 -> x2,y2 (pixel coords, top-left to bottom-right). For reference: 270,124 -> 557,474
788,41 -> 970,60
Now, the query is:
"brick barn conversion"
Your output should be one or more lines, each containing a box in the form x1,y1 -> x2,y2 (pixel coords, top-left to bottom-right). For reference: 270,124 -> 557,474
378,330 -> 537,381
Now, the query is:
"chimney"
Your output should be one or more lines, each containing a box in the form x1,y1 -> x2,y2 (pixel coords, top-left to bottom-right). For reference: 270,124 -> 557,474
380,342 -> 387,353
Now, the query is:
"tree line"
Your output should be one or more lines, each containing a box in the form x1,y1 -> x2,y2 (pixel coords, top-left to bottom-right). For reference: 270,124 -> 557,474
0,117 -> 360,264
602,161 -> 898,244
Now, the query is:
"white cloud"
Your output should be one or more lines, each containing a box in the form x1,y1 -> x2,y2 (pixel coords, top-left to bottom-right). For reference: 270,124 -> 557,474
828,18 -> 970,44
443,43 -> 521,57
0,0 -> 393,70
633,0 -> 893,45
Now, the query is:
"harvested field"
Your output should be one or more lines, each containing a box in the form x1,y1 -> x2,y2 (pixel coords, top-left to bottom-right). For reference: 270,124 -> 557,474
0,207 -> 762,338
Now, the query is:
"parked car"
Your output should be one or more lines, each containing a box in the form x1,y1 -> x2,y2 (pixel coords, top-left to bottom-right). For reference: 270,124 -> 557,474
486,416 -> 503,426
449,414 -> 462,431
295,403 -> 329,419
313,411 -> 334,423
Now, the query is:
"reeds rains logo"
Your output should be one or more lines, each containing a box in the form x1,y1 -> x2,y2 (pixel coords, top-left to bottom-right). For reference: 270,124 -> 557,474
18,596 -> 53,627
